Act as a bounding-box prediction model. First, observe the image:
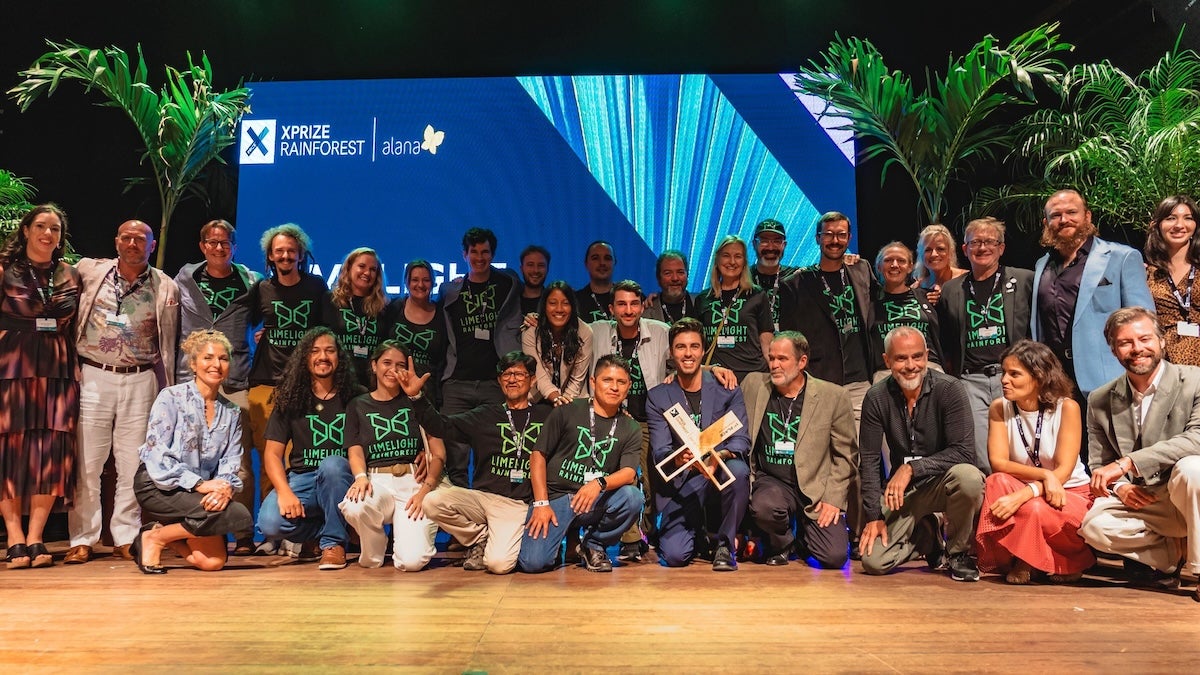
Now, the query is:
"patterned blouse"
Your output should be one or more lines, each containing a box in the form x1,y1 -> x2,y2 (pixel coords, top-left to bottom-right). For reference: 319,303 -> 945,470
1147,265 -> 1200,366
139,381 -> 244,491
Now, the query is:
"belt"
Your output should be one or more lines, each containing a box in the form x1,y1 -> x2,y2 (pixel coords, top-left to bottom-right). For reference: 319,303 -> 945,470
368,463 -> 414,476
963,363 -> 1001,377
80,356 -> 156,374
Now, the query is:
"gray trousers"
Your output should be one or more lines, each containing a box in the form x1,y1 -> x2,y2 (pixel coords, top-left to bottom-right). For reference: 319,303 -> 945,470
960,372 -> 1002,475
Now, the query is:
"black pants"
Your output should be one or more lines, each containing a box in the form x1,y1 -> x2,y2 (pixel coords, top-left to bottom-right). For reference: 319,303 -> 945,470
134,465 -> 253,537
749,473 -> 849,569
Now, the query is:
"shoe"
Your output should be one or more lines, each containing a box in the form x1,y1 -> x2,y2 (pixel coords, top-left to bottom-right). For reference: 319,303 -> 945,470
112,544 -> 134,561
1125,558 -> 1181,590
318,545 -> 347,570
130,523 -> 166,575
764,553 -> 789,567
28,542 -> 53,568
232,538 -> 255,556
63,545 -> 91,565
253,540 -> 279,556
5,543 -> 30,570
462,539 -> 487,571
296,540 -> 322,563
948,552 -> 980,582
1048,572 -> 1083,584
577,544 -> 612,573
913,514 -> 947,571
712,544 -> 737,572
618,540 -> 647,563
847,537 -> 862,561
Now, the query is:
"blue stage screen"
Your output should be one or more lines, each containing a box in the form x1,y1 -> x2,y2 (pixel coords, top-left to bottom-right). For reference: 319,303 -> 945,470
234,73 -> 856,294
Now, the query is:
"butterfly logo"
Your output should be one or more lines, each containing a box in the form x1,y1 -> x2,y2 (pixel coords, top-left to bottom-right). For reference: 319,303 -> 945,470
884,300 -> 921,322
825,285 -> 857,318
463,285 -> 496,314
341,309 -> 377,335
967,295 -> 1005,329
393,323 -> 434,352
308,414 -> 346,446
274,300 -> 313,328
421,124 -> 446,155
366,409 -> 410,440
573,426 -> 616,464
766,412 -> 800,444
708,297 -> 744,324
200,284 -> 239,314
499,421 -> 543,454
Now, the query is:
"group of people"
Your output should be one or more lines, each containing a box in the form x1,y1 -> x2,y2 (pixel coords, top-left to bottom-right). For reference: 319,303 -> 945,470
2,189 -> 1199,602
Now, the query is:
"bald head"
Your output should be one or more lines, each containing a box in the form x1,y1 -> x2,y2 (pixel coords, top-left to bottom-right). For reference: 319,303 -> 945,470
115,220 -> 156,271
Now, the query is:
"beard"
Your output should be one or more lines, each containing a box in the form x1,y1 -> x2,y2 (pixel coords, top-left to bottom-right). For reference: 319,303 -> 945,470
894,368 -> 925,391
1122,351 -> 1162,376
1040,221 -> 1097,250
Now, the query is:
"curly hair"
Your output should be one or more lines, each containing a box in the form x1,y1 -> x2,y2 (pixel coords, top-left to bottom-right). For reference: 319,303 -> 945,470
259,223 -> 312,275
181,329 -> 233,362
272,327 -> 363,418
1,203 -> 69,269
1000,339 -> 1074,410
331,247 -> 387,316
536,281 -> 584,371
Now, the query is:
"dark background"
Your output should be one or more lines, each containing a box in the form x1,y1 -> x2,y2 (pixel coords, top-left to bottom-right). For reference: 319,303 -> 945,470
0,0 -> 1190,274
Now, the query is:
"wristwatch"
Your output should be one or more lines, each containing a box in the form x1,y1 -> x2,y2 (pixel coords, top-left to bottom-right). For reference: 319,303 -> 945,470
595,476 -> 608,491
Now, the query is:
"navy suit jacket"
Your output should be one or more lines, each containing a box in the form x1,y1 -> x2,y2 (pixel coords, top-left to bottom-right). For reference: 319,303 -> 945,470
646,371 -> 750,487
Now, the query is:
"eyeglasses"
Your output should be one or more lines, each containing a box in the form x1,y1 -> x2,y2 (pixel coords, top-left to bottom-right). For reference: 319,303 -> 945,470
500,370 -> 530,381
818,231 -> 850,242
203,239 -> 233,249
965,238 -> 1002,250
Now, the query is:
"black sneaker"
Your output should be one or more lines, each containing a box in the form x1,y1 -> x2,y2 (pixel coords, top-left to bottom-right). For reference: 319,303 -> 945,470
764,553 -> 789,566
948,551 -> 980,582
462,538 -> 487,571
618,540 -> 647,562
913,514 -> 947,571
712,544 -> 737,572
1124,558 -> 1181,589
577,544 -> 613,573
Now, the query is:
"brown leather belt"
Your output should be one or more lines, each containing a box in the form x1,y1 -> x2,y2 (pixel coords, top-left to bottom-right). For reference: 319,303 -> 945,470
80,356 -> 156,374
368,463 -> 414,476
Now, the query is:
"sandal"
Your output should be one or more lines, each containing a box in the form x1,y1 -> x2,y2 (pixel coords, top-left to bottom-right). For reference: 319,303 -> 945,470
1005,560 -> 1033,585
6,543 -> 31,570
1048,571 -> 1083,584
130,522 -> 166,575
28,542 -> 53,568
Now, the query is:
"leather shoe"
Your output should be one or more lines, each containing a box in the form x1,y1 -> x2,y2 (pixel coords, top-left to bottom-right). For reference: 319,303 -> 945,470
112,544 -> 134,561
712,544 -> 737,572
577,544 -> 612,573
63,545 -> 92,565
764,553 -> 789,566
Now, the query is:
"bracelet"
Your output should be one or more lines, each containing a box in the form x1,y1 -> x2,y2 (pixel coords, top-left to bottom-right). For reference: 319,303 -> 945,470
354,473 -> 367,480
1028,482 -> 1041,498
532,499 -> 550,507
409,390 -> 424,401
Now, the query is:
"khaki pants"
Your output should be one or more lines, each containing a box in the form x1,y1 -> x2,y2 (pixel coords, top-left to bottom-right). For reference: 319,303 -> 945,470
423,486 -> 528,574
620,421 -> 652,545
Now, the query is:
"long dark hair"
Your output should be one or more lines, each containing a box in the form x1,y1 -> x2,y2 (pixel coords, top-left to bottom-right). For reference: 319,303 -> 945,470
272,327 -> 363,417
1000,339 -> 1074,411
1144,195 -> 1200,276
1,203 -> 69,269
536,281 -> 583,370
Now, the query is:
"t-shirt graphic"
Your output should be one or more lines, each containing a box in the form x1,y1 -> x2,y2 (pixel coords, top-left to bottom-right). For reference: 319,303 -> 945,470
824,284 -> 860,335
966,292 -> 1008,350
341,308 -> 377,336
761,412 -> 799,467
200,283 -> 239,315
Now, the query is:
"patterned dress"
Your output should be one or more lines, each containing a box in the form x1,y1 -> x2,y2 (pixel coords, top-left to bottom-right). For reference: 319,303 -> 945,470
0,259 -> 81,506
1147,265 -> 1200,366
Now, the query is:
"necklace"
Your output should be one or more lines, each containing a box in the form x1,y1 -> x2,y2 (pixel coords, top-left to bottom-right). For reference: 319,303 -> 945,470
314,387 -> 336,412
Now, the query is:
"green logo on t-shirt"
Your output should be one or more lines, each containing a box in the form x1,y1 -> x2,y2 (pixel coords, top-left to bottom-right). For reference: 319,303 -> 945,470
307,414 -> 345,446
967,294 -> 1005,328
463,285 -> 496,314
709,297 -> 745,324
884,299 -> 921,322
824,285 -> 859,333
393,323 -> 435,352
341,309 -> 377,335
273,300 -> 313,328
366,409 -> 410,440
573,425 -> 616,464
498,421 -> 543,454
200,283 -> 238,314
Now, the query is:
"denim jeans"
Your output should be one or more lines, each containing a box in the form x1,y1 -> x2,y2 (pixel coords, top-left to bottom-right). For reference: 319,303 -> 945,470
257,454 -> 353,550
517,485 -> 642,573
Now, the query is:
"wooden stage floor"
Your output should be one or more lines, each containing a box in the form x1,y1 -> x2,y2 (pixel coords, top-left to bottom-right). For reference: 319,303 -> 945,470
3,542 -> 1199,674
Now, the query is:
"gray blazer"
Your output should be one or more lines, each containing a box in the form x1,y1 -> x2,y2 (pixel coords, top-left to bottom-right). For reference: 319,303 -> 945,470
1087,360 -> 1200,486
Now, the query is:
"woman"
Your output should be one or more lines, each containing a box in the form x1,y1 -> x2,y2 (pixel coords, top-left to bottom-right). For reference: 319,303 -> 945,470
975,339 -> 1094,584
868,242 -> 944,381
131,330 -> 253,573
912,224 -> 967,305
523,281 -> 592,405
1144,195 -> 1200,365
694,235 -> 772,381
0,204 -> 81,569
332,247 -> 388,386
340,340 -> 445,571
382,260 -> 447,403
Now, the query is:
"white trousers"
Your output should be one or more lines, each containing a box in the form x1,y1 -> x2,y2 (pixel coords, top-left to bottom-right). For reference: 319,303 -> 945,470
339,473 -> 436,571
423,486 -> 528,574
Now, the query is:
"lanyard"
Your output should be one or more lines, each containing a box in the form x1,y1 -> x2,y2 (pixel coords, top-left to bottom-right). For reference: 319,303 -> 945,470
111,267 -> 148,307
661,294 -> 692,324
550,339 -> 563,389
716,288 -> 743,333
590,291 -> 611,319
964,268 -> 1002,303
612,327 -> 640,363
27,262 -> 54,306
1165,265 -> 1195,321
588,403 -> 619,468
502,407 -> 532,461
779,390 -> 801,440
1012,402 -> 1045,468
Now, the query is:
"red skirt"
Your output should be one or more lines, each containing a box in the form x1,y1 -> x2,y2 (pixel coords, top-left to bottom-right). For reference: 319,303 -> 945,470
975,472 -> 1095,575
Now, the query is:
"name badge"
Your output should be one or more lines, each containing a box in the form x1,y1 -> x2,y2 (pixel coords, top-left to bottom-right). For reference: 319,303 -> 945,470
509,469 -> 527,483
1179,321 -> 1200,338
583,471 -> 604,483
717,335 -> 736,348
352,345 -> 369,358
35,317 -> 57,332
772,441 -> 795,456
904,455 -> 921,465
105,312 -> 129,328
474,328 -> 491,340
977,326 -> 998,338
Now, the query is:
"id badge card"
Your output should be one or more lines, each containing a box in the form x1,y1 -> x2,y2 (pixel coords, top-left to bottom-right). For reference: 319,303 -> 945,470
352,345 -> 370,358
977,326 -> 999,339
474,328 -> 491,340
105,312 -> 129,328
772,441 -> 795,457
1178,321 -> 1200,338
583,471 -> 604,483
509,469 -> 527,483
35,317 -> 57,332
717,335 -> 736,348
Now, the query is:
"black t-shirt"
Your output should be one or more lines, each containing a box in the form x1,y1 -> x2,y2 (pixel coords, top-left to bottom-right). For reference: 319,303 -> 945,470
962,271 -> 1010,371
247,274 -> 336,386
751,264 -> 798,330
335,296 -> 385,387
265,395 -> 349,474
193,266 -> 247,317
575,287 -> 613,323
682,388 -> 704,428
619,335 -> 648,421
413,398 -> 550,501
695,286 -> 772,377
446,274 -> 514,380
818,270 -> 870,382
535,399 -> 642,499
868,290 -> 942,369
520,292 -> 543,317
381,298 -> 448,400
345,393 -> 424,466
753,388 -> 804,487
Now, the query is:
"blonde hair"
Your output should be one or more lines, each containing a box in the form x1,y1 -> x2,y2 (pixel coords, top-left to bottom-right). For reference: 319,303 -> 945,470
332,248 -> 387,317
708,235 -> 753,294
182,329 -> 233,364
913,224 -> 959,286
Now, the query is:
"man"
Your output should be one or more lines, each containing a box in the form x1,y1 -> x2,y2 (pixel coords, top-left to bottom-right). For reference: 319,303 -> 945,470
575,240 -> 616,322
647,318 -> 751,570
518,244 -> 550,316
256,327 -> 364,570
589,280 -> 671,561
750,219 -> 798,331
858,326 -> 983,582
1080,307 -> 1200,599
937,217 -> 1033,471
1033,189 -> 1154,400
744,331 -> 857,568
643,250 -> 694,325
67,219 -> 180,564
405,351 -> 549,573
518,355 -> 644,573
173,219 -> 263,555
439,227 -> 523,487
